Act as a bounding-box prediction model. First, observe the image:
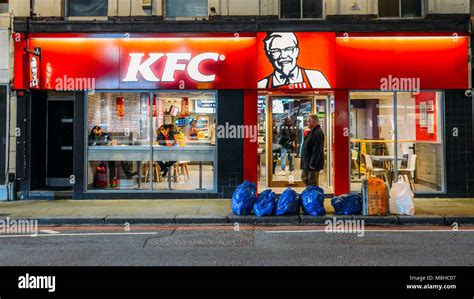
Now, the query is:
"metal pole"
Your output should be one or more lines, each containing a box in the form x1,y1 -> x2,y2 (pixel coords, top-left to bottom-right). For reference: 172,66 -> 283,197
149,92 -> 153,190
393,91 -> 398,186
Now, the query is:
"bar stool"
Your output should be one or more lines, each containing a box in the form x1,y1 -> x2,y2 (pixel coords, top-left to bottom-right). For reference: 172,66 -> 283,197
144,162 -> 161,183
176,161 -> 190,181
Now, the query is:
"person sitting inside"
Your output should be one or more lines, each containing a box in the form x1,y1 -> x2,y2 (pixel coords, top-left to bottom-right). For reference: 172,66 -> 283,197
88,126 -> 137,183
187,119 -> 199,140
156,124 -> 177,177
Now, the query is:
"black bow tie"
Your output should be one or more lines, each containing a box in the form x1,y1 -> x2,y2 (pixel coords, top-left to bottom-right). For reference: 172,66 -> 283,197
279,72 -> 294,85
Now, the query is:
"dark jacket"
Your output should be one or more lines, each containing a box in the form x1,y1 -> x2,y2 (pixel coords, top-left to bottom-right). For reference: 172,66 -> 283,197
301,125 -> 325,171
156,131 -> 176,146
88,133 -> 112,146
278,124 -> 297,150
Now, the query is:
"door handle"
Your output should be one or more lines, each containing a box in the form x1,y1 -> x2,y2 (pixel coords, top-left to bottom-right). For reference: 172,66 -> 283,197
61,146 -> 73,151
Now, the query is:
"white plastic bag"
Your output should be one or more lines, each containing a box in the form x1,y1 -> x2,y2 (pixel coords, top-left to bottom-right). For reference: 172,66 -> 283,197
389,182 -> 415,216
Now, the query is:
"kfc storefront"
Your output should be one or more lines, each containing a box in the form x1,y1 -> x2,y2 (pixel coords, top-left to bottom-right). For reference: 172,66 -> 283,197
12,31 -> 470,199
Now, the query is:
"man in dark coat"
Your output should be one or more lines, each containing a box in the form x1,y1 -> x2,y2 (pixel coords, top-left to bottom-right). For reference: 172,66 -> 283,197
301,114 -> 325,186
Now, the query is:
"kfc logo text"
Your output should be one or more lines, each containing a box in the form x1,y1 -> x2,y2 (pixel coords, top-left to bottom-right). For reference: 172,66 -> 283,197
123,52 -> 225,83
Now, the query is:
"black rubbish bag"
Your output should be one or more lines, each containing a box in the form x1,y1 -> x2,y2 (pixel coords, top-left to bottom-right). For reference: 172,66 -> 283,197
254,189 -> 276,217
301,186 -> 326,216
275,188 -> 299,216
231,180 -> 257,215
331,193 -> 362,215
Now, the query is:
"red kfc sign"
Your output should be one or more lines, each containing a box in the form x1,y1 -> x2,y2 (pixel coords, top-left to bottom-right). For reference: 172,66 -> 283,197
14,34 -> 256,90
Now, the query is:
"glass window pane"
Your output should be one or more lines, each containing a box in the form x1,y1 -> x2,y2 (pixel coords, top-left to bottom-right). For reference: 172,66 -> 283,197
350,92 -> 395,192
302,0 -> 323,19
0,0 -> 8,14
87,92 -> 151,191
396,92 -> 444,193
68,0 -> 108,17
378,0 -> 400,17
166,0 -> 208,17
401,0 -> 422,17
151,91 -> 216,191
280,0 -> 301,19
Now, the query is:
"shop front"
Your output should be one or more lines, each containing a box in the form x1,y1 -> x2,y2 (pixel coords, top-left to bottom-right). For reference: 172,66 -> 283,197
12,31 -> 470,199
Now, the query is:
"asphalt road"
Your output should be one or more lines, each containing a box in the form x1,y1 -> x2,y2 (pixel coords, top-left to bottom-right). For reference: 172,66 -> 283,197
1,225 -> 473,266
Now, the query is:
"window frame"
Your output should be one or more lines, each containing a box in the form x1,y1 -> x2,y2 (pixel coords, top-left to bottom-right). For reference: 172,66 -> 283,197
279,0 -> 325,20
377,0 -> 425,19
163,0 -> 209,20
64,0 -> 109,18
348,90 -> 446,195
84,89 -> 218,194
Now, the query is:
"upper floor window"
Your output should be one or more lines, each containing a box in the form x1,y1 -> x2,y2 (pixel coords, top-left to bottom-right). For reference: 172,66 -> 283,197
66,0 -> 108,17
378,0 -> 423,18
280,0 -> 323,19
0,0 -> 8,14
166,0 -> 208,18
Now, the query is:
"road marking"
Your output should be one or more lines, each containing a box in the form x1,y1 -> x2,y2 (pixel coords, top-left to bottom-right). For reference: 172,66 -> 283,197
264,229 -> 474,234
0,232 -> 160,238
39,229 -> 61,234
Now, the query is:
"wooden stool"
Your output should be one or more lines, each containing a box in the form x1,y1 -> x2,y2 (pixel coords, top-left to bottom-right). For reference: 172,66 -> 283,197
176,161 -> 190,181
144,162 -> 161,183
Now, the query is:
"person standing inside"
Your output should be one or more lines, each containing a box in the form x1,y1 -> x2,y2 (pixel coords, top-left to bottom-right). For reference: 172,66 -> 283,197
301,114 -> 325,186
277,117 -> 296,176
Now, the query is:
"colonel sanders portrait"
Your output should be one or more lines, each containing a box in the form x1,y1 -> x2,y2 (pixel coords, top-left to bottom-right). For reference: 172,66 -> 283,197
258,32 -> 331,89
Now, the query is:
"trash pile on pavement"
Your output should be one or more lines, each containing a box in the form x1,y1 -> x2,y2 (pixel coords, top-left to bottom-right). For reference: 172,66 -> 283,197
232,177 -> 415,217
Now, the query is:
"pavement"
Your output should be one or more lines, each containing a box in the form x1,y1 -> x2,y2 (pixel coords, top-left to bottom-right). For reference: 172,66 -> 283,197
0,197 -> 473,225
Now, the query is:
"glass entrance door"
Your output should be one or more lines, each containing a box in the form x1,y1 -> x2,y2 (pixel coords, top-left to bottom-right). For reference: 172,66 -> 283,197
264,95 -> 332,190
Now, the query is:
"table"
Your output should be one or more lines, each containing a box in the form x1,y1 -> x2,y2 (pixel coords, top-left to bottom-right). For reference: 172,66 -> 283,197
371,155 -> 408,186
88,145 -> 216,190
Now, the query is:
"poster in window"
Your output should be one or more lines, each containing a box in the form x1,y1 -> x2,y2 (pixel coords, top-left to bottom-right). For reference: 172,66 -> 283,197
419,102 -> 427,127
115,97 -> 125,118
427,114 -> 434,134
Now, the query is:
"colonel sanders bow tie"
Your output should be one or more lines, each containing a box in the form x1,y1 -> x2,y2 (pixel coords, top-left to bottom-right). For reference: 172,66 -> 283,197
279,73 -> 295,85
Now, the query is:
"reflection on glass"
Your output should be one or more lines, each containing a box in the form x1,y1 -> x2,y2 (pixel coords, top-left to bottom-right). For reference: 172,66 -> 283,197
86,91 -> 216,192
350,91 -> 444,193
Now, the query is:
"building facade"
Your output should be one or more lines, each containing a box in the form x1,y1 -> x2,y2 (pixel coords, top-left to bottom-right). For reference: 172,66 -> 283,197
3,0 -> 474,200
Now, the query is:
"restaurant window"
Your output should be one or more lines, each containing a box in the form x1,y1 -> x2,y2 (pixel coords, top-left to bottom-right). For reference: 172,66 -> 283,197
86,91 -> 216,192
0,0 -> 8,14
349,91 -> 445,194
165,0 -> 208,18
280,0 -> 323,19
378,0 -> 423,18
66,0 -> 108,17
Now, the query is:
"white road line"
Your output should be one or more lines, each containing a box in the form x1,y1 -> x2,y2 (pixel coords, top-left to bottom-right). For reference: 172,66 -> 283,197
39,229 -> 61,234
0,232 -> 160,238
264,230 -> 474,234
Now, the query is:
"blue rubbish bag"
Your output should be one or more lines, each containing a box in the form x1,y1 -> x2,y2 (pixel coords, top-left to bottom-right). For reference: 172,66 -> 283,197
275,188 -> 299,216
232,180 -> 257,215
331,193 -> 362,215
254,189 -> 276,217
301,186 -> 326,216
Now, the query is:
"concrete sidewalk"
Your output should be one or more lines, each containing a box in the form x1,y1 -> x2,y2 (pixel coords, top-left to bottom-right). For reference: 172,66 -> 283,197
0,198 -> 473,225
